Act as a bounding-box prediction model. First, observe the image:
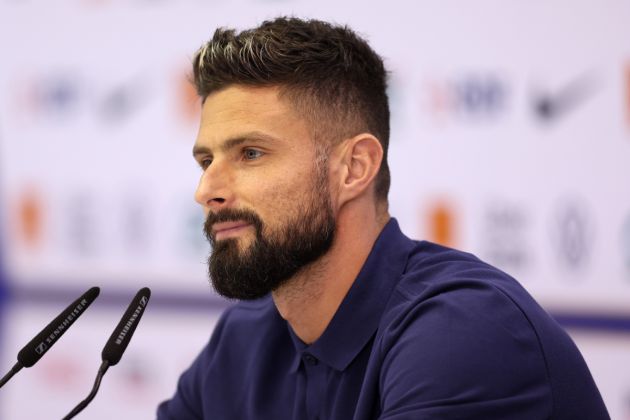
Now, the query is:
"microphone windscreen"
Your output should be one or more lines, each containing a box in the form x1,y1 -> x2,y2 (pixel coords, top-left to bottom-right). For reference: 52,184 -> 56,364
17,286 -> 100,368
101,287 -> 151,366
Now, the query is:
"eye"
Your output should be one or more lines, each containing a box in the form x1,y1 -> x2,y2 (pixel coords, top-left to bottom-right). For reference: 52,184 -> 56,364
243,148 -> 264,160
199,157 -> 212,170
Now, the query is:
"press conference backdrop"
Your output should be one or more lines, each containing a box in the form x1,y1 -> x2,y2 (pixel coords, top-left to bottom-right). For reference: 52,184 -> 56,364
1,0 -> 629,418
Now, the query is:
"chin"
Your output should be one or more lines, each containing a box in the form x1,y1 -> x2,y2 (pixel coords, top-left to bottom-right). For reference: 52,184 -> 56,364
234,235 -> 256,253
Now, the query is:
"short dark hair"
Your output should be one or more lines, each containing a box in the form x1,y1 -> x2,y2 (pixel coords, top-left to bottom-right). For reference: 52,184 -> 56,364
192,17 -> 391,202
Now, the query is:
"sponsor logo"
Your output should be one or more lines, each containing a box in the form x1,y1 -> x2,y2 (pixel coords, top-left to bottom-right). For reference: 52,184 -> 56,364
35,342 -> 48,355
97,79 -> 148,123
551,199 -> 593,271
15,74 -> 83,119
531,73 -> 597,124
425,200 -> 457,248
15,187 -> 44,249
42,298 -> 89,347
423,74 -> 508,122
15,73 -> 148,124
482,201 -> 530,271
114,297 -> 147,345
65,193 -> 98,256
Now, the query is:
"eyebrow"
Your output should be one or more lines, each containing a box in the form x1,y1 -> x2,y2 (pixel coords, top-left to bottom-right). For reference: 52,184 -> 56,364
192,131 -> 281,158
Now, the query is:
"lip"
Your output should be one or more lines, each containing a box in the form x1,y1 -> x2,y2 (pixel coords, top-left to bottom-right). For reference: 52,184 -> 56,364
212,221 -> 253,240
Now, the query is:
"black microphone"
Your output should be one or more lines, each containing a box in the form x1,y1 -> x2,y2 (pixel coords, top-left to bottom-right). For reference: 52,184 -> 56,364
62,287 -> 151,420
0,286 -> 100,389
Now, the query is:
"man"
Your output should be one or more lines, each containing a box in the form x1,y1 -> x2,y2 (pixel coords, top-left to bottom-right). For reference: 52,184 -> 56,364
158,17 -> 609,419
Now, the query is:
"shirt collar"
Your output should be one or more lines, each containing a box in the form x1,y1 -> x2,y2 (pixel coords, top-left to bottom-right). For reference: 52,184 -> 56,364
288,218 -> 415,372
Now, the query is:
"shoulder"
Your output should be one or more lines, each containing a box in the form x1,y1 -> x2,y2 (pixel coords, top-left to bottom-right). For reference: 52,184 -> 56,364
380,241 -> 550,360
399,241 -> 517,293
379,244 -> 548,371
371,243 -> 556,417
387,241 -> 540,322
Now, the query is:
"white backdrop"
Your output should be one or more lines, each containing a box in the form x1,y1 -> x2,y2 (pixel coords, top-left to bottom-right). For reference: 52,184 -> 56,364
1,0 -> 629,418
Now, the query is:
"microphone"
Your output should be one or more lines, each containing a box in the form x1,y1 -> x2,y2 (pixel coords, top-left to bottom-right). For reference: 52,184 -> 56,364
62,287 -> 151,420
0,286 -> 100,389
101,287 -> 151,366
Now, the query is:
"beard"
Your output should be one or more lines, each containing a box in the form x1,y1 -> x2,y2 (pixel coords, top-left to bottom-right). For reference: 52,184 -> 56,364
203,169 -> 336,300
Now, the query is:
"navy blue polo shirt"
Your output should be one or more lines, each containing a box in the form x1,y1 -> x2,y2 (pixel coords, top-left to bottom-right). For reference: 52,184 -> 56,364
157,219 -> 609,419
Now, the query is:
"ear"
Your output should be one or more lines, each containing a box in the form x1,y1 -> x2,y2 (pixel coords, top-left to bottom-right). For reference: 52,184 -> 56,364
334,133 -> 383,206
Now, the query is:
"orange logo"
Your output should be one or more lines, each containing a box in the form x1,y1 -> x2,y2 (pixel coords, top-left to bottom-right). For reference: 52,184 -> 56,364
15,187 -> 44,249
426,201 -> 457,248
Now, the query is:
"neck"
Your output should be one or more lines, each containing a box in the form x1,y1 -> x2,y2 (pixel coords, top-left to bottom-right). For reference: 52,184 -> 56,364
272,201 -> 389,344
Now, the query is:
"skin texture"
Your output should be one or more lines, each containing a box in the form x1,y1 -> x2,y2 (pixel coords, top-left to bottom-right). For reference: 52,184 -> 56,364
193,85 -> 389,344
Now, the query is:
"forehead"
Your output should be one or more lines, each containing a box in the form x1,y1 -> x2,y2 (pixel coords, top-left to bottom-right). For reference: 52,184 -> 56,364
194,85 -> 313,150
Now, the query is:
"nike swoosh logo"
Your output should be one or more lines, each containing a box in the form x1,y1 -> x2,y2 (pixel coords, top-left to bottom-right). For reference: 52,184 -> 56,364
532,74 -> 598,123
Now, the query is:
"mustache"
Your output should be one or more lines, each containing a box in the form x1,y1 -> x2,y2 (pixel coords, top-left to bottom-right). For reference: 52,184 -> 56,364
203,208 -> 263,242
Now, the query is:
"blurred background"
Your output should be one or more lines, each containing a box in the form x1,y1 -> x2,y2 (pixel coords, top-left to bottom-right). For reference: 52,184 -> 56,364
1,0 -> 629,418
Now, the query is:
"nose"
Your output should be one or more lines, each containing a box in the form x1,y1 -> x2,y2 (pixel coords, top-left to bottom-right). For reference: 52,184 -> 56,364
194,160 -> 233,210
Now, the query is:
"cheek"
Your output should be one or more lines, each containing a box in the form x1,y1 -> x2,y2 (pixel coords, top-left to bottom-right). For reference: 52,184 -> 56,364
248,171 -> 313,222
268,178 -> 303,213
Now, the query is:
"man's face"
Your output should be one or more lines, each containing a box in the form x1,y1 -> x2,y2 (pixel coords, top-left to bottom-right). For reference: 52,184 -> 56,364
193,85 -> 336,300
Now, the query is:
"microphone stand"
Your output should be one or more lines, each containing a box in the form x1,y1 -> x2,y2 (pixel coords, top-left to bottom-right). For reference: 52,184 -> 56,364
0,363 -> 23,388
62,360 -> 110,420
